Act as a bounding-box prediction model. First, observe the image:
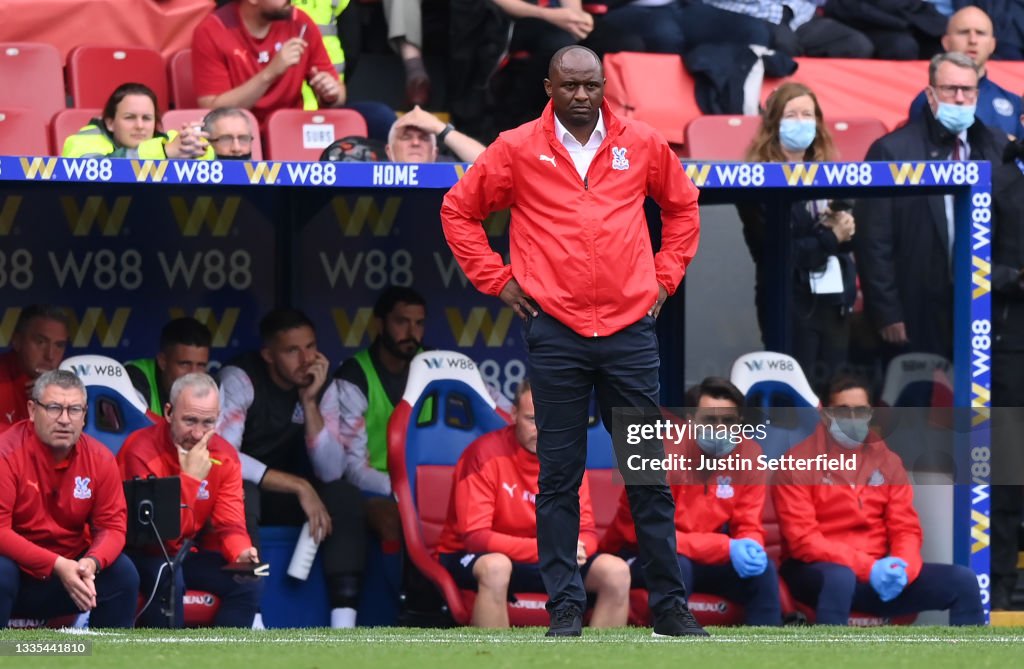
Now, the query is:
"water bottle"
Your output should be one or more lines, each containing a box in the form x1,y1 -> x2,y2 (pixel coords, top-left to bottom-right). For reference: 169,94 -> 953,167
287,522 -> 320,580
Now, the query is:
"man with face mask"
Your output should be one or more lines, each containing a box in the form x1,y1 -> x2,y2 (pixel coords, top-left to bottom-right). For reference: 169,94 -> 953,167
772,374 -> 984,625
203,108 -> 256,160
117,373 -> 262,627
600,377 -> 781,626
854,52 -> 1007,360
216,308 -> 366,628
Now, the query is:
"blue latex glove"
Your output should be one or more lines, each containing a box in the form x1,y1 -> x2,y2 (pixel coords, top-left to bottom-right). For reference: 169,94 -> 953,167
869,557 -> 909,602
729,538 -> 768,578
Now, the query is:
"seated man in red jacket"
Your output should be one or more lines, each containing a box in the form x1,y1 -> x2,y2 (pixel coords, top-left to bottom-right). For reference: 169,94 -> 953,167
0,370 -> 139,628
600,377 -> 781,625
773,373 -> 984,625
437,380 -> 630,629
118,372 -> 262,628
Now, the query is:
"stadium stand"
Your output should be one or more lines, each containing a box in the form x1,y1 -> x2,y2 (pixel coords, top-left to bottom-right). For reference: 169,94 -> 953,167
0,42 -> 65,122
66,45 -> 168,113
264,109 -> 369,161
0,109 -> 49,156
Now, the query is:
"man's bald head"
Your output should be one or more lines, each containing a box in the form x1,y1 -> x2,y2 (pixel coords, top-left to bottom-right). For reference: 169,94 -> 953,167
548,46 -> 603,80
943,6 -> 996,68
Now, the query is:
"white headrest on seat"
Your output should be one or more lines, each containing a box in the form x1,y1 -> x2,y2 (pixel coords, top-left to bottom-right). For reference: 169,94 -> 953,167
729,351 -> 819,407
59,355 -> 148,414
401,351 -> 497,409
880,353 -> 953,407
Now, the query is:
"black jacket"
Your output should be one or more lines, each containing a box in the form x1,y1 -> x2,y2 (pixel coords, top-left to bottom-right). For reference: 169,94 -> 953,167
993,140 -> 1024,351
853,108 -> 1007,355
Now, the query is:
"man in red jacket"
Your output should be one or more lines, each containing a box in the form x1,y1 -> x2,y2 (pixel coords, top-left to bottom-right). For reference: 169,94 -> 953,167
0,370 -> 139,627
0,305 -> 70,434
437,381 -> 630,628
772,374 -> 984,625
118,373 -> 262,628
600,377 -> 781,625
440,45 -> 703,637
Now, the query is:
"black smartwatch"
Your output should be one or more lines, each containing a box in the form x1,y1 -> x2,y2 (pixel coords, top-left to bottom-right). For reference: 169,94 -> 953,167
437,123 -> 455,146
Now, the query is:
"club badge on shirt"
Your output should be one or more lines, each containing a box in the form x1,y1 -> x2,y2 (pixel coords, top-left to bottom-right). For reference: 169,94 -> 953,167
197,480 -> 210,501
716,476 -> 734,499
868,469 -> 885,486
73,477 -> 92,500
291,402 -> 305,424
611,147 -> 629,171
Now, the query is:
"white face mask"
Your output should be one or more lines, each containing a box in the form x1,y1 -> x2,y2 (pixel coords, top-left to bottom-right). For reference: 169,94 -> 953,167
828,417 -> 870,448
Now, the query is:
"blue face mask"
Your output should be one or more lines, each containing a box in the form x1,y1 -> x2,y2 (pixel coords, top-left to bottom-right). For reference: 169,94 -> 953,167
696,434 -> 737,458
779,119 -> 816,152
934,101 -> 976,134
828,417 -> 870,448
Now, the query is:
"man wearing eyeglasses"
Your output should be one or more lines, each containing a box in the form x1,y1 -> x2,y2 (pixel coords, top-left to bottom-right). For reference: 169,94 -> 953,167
600,377 -> 781,626
855,52 -> 1007,359
117,372 -> 262,627
0,370 -> 140,628
203,108 -> 256,160
772,373 -> 984,625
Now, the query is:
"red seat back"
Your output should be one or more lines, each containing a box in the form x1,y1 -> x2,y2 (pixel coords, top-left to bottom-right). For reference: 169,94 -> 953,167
168,49 -> 196,109
684,115 -> 760,161
51,108 -> 102,156
827,117 -> 888,161
604,52 -> 698,146
67,45 -> 169,112
0,109 -> 49,156
265,109 -> 368,161
0,43 -> 65,122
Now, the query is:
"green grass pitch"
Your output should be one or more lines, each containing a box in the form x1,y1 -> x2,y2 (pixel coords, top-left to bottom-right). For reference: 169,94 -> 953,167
1,626 -> 1023,669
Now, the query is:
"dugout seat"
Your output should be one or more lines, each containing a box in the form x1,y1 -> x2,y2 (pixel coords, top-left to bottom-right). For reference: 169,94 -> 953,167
684,115 -> 760,161
264,109 -> 368,161
162,108 -> 264,160
0,109 -> 50,156
0,43 -> 65,123
66,45 -> 169,112
730,351 -> 820,460
59,355 -> 156,456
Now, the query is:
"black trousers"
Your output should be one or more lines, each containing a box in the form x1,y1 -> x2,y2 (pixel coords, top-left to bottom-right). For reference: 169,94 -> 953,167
243,478 -> 366,608
525,312 -> 687,617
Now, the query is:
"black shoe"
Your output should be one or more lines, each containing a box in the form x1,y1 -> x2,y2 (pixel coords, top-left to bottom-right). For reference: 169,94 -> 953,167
545,606 -> 582,637
652,602 -> 710,637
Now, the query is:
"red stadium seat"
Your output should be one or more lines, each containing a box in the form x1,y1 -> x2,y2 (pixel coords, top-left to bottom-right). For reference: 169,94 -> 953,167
168,49 -> 197,109
51,108 -> 102,155
163,108 -> 264,160
827,117 -> 888,162
67,45 -> 169,112
0,109 -> 50,156
264,109 -> 368,161
0,43 -> 65,122
684,115 -> 761,161
604,52 -> 699,146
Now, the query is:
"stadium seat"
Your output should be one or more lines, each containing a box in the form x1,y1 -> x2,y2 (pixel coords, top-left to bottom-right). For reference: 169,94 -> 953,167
604,52 -> 698,146
0,43 -> 65,123
730,351 -> 820,460
58,354 -> 156,456
684,115 -> 760,161
264,109 -> 368,161
50,107 -> 102,155
388,350 -> 554,626
66,45 -> 169,112
163,108 -> 264,160
880,353 -> 953,409
827,117 -> 888,162
0,109 -> 49,156
168,49 -> 197,109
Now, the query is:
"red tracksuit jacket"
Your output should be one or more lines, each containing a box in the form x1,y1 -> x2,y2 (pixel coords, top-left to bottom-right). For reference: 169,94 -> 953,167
600,438 -> 767,564
0,421 -> 127,578
771,423 -> 924,583
117,423 -> 251,562
437,426 -> 599,562
441,100 -> 700,338
0,351 -> 30,435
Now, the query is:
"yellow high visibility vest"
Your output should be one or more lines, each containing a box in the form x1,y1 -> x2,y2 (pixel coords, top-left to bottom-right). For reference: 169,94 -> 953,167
294,0 -> 351,110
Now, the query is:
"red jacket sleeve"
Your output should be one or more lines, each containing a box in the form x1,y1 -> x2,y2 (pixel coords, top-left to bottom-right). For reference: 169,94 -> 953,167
772,473 -> 876,581
210,456 -> 253,562
191,18 -> 232,100
647,134 -> 700,296
0,450 -> 60,578
676,528 -> 732,564
440,139 -> 517,297
882,459 -> 924,583
458,459 -> 537,562
579,474 -> 599,557
85,453 -> 127,571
